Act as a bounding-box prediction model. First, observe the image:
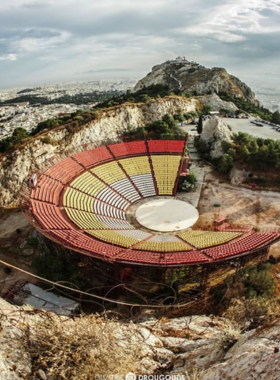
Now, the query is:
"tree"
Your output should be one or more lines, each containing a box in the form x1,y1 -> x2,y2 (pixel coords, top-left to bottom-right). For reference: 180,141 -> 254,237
173,113 -> 185,122
202,104 -> 212,114
271,110 -> 280,124
162,113 -> 175,126
12,127 -> 28,143
228,148 -> 237,160
187,172 -> 197,185
197,115 -> 203,134
218,153 -> 234,173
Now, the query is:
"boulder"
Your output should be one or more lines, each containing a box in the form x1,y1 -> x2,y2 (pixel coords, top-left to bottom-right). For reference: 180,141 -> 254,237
200,116 -> 233,159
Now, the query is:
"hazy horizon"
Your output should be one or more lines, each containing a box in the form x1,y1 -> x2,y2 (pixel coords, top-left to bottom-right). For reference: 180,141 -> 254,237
1,1 -> 280,89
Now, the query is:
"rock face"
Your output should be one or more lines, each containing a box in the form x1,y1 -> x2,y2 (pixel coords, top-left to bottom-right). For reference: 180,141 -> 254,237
0,297 -> 279,379
200,116 -> 233,159
199,93 -> 238,112
134,59 -> 259,106
230,168 -> 249,186
205,320 -> 280,380
0,97 -> 198,207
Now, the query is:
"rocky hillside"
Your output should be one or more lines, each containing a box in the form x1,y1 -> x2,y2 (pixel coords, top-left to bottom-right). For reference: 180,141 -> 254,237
134,58 -> 259,106
0,96 -> 198,207
0,297 -> 279,379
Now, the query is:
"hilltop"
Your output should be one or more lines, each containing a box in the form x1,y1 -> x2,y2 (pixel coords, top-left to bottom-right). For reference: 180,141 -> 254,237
134,57 -> 259,106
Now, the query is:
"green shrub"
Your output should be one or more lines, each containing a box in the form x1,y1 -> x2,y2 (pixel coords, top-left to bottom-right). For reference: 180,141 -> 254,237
41,137 -> 52,144
218,153 -> 234,173
178,172 -> 197,192
255,175 -> 267,184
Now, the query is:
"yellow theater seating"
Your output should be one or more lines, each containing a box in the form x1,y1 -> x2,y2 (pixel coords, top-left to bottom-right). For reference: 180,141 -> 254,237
151,155 -> 181,195
178,230 -> 242,249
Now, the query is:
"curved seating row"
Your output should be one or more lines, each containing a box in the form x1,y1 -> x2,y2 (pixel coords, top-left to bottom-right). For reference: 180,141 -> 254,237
31,175 -> 63,205
45,157 -> 84,184
73,146 -> 113,168
109,141 -> 147,157
178,230 -> 242,249
31,200 -> 72,230
51,229 -> 122,258
87,229 -> 139,248
147,140 -> 185,154
27,140 -> 280,266
63,188 -> 96,212
134,240 -> 193,252
203,232 -> 279,259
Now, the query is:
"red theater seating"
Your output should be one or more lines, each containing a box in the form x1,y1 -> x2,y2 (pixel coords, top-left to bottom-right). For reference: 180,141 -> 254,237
73,146 -> 112,168
147,140 -> 185,154
116,249 -> 210,265
161,251 -> 210,264
31,175 -> 63,205
108,141 -> 148,158
204,232 -> 279,259
51,229 -> 122,258
115,249 -> 161,264
31,200 -> 73,230
45,157 -> 84,184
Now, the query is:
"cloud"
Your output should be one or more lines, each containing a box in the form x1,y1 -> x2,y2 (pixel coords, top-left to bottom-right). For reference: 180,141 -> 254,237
10,29 -> 71,53
0,0 -> 280,88
0,53 -> 17,61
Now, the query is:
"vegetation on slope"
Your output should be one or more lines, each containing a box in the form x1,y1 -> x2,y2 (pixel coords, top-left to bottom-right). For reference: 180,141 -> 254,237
0,109 -> 99,154
23,313 -> 140,379
195,130 -> 280,184
0,80 -> 276,156
218,91 -> 272,120
213,263 -> 277,318
0,90 -> 124,106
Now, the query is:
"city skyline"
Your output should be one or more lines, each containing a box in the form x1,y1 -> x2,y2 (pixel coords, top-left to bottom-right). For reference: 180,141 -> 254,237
1,0 -> 280,88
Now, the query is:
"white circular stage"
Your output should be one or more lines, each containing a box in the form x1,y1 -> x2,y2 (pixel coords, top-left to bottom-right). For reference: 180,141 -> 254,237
135,199 -> 199,232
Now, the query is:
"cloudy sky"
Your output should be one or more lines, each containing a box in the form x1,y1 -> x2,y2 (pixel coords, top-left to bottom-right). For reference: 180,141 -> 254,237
1,0 -> 280,89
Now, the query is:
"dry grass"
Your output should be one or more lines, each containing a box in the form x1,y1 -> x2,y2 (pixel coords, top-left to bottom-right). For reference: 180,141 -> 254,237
223,296 -> 280,330
23,313 -> 142,379
185,368 -> 205,380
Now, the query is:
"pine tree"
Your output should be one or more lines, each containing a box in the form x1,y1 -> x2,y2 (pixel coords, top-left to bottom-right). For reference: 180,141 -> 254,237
197,116 -> 203,134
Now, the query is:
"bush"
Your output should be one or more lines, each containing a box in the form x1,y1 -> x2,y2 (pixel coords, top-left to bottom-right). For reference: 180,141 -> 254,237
217,153 -> 234,173
26,237 -> 39,249
32,242 -> 86,288
187,172 -> 197,185
255,175 -> 267,184
23,314 -> 141,378
202,105 -> 212,115
173,113 -> 185,122
0,127 -> 29,153
223,297 -> 280,329
240,264 -> 275,298
41,137 -> 52,144
178,172 -> 197,192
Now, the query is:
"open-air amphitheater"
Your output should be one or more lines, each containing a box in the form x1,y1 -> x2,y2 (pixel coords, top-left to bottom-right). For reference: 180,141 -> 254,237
20,138 -> 280,280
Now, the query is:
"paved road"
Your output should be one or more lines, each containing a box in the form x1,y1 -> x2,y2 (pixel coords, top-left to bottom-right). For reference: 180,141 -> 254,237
223,116 -> 280,140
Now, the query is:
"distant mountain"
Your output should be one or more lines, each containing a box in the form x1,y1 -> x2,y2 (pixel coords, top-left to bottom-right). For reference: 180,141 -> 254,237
134,57 -> 259,106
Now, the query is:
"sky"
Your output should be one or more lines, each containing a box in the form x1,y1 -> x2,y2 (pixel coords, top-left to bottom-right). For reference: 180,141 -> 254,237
1,0 -> 280,89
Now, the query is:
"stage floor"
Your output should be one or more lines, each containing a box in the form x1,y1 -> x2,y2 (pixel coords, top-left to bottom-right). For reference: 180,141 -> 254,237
135,199 -> 199,232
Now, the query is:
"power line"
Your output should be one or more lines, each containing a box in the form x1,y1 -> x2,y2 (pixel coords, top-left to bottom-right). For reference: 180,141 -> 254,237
0,259 -> 198,309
